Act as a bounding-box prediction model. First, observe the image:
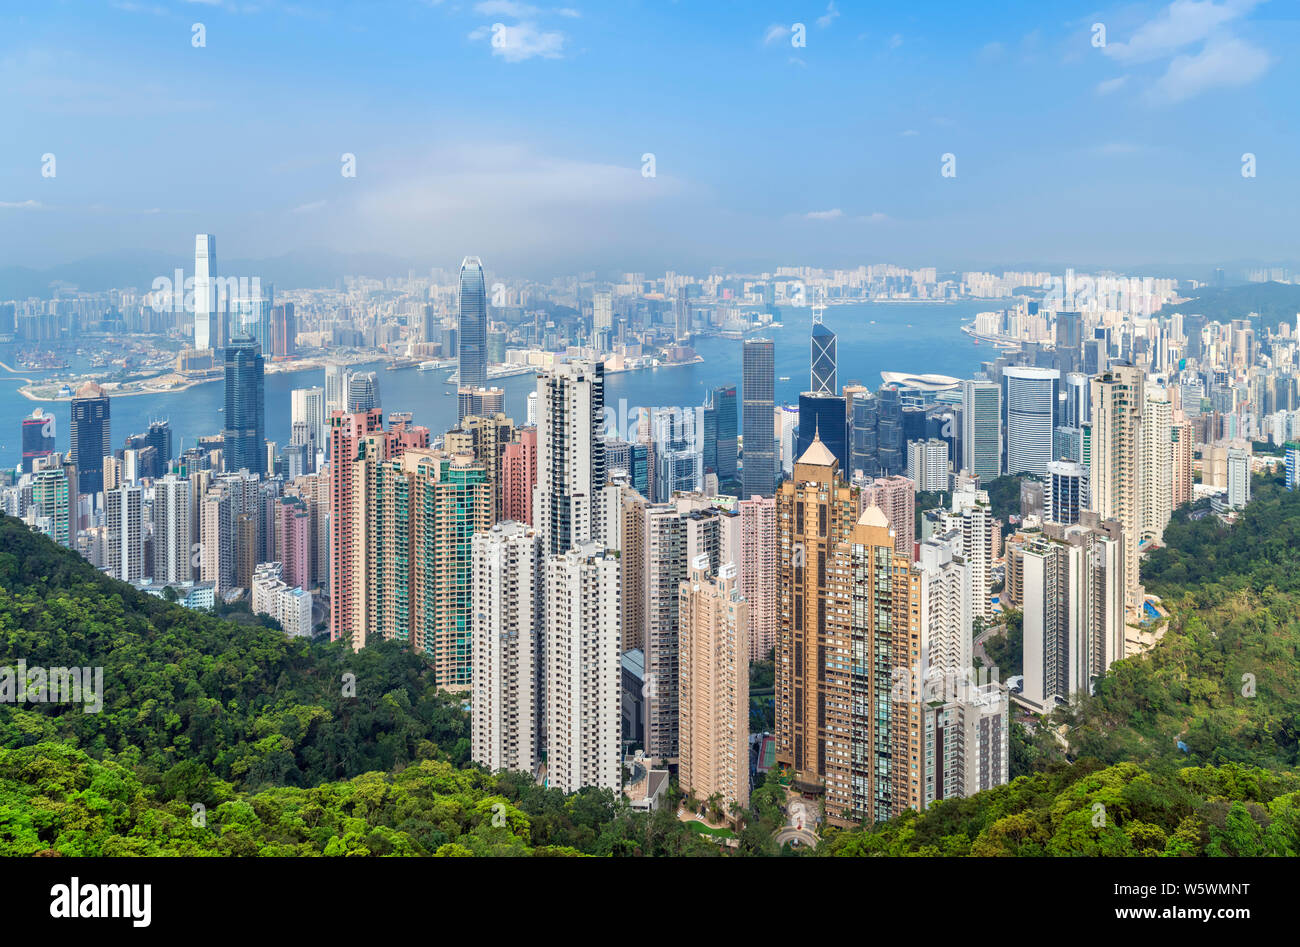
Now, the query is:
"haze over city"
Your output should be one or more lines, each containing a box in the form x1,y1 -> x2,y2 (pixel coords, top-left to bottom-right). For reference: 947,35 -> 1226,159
3,0 -> 1300,278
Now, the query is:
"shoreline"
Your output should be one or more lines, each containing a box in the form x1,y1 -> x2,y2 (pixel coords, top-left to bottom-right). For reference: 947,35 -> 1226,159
15,357 -> 341,403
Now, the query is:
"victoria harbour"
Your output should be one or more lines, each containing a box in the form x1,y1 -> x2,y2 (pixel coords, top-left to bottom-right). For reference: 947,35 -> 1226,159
0,301 -> 989,468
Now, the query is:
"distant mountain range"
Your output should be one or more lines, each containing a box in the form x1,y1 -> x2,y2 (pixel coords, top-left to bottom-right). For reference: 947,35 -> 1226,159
0,248 -> 424,299
1158,281 -> 1300,327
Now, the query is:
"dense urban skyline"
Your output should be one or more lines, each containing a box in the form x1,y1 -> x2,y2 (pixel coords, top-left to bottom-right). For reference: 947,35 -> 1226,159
3,1 -> 1299,897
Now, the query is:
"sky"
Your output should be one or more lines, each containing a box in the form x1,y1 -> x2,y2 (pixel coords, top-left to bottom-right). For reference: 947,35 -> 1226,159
1,0 -> 1299,278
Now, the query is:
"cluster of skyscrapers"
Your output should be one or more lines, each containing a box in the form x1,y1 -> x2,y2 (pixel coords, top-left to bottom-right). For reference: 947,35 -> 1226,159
11,244 -> 1292,829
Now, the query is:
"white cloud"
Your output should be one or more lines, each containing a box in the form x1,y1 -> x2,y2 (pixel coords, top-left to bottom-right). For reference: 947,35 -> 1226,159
899,129 -> 919,137
763,24 -> 791,46
978,41 -> 1004,63
359,144 -> 683,222
1146,35 -> 1271,103
1103,0 -> 1258,64
0,200 -> 43,209
889,33 -> 903,49
475,1 -> 539,15
110,1 -> 170,14
1093,142 -> 1145,155
805,209 -> 844,220
816,2 -> 839,28
290,200 -> 327,214
1095,1 -> 1269,104
469,21 -> 566,61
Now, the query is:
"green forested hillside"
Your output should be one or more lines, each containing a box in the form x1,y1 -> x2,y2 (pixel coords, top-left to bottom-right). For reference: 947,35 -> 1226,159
0,516 -> 741,856
1155,281 -> 1300,328
4,465 -> 1300,857
1060,475 -> 1300,771
823,761 -> 1300,856
0,741 -> 730,856
826,472 -> 1300,854
0,515 -> 470,792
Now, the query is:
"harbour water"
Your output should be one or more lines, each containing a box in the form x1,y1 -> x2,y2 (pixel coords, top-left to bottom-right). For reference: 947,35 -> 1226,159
0,301 -> 993,468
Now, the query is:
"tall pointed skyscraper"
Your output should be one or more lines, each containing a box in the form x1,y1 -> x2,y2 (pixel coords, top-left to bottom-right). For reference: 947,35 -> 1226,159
458,256 -> 488,393
194,234 -> 219,351
810,315 -> 837,395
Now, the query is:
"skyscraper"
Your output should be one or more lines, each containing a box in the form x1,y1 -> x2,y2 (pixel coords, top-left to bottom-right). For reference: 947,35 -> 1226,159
796,393 -> 849,472
271,301 -> 296,358
650,406 -> 702,502
445,412 -> 515,521
737,494 -> 777,661
458,256 -> 488,392
153,474 -> 194,583
328,410 -> 430,648
1062,372 -> 1091,429
544,542 -> 621,794
593,291 -> 613,333
674,286 -> 691,341
471,522 -> 544,774
194,234 -> 220,351
199,485 -> 234,597
849,389 -> 879,477
942,481 -> 995,622
408,451 -> 493,689
709,385 -> 738,488
875,386 -> 906,475
1227,447 -> 1252,509
104,484 -> 144,583
810,319 -> 837,395
1141,390 -> 1174,543
231,281 -> 273,356
775,434 -> 858,789
641,503 -> 687,761
742,339 -> 776,498
324,363 -> 349,418
290,387 -> 326,467
222,338 -> 266,476
70,381 -> 110,503
1172,420 -> 1194,507
907,438 -> 951,492
961,380 -> 1001,483
1045,460 -> 1087,526
1089,366 -> 1145,616
458,385 -> 505,422
30,465 -> 72,547
502,426 -> 538,525
858,473 -> 917,558
1003,367 -> 1059,476
678,558 -> 750,811
346,371 -> 381,414
274,497 -> 311,590
1019,519 -> 1125,713
21,408 -> 55,474
534,361 -> 609,556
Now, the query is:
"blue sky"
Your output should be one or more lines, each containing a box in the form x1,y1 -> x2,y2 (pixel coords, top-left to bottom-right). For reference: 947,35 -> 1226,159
1,0 -> 1298,276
